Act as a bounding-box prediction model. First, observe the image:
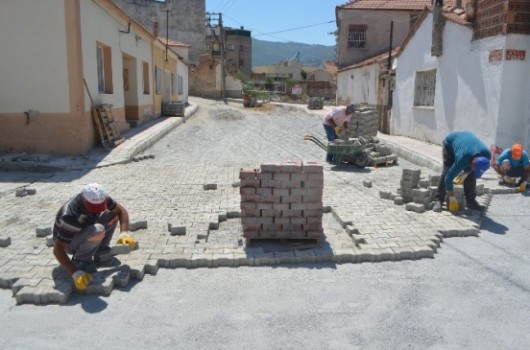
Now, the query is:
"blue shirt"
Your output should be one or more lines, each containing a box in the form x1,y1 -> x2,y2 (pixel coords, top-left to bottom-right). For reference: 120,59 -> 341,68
495,148 -> 530,168
443,131 -> 491,191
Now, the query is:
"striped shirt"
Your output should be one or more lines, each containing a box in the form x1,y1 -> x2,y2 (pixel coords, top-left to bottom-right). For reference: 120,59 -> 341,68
53,193 -> 117,244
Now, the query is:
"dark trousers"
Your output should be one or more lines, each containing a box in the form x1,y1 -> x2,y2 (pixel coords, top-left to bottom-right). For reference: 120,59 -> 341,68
323,124 -> 336,162
66,211 -> 118,263
436,143 -> 477,205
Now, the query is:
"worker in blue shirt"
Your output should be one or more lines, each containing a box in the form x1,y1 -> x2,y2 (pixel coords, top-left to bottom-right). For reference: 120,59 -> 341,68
433,131 -> 491,213
493,144 -> 530,192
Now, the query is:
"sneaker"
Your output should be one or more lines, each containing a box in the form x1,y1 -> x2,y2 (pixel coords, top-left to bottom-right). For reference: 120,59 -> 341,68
432,202 -> 442,212
72,258 -> 98,273
466,201 -> 485,211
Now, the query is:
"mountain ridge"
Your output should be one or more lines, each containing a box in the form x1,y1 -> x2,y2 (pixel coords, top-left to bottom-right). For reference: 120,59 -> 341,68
252,38 -> 336,68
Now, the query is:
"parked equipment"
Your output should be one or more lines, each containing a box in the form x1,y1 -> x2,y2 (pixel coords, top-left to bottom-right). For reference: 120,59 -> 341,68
304,133 -> 369,168
307,97 -> 323,110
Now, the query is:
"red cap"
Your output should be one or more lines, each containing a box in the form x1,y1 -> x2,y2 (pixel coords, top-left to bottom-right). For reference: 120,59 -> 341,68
511,144 -> 523,160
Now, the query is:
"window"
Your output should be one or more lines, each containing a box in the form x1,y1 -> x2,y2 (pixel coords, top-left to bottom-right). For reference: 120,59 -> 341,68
171,72 -> 176,95
96,43 -> 113,93
205,44 -> 210,52
414,70 -> 437,107
240,45 -> 244,52
178,75 -> 183,95
239,59 -> 244,67
227,44 -> 235,51
347,25 -> 367,49
155,66 -> 162,95
142,61 -> 149,94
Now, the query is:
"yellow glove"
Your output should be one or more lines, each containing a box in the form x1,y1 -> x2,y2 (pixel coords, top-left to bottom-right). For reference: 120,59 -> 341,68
72,270 -> 93,291
448,196 -> 459,213
516,181 -> 527,192
117,231 -> 137,250
334,127 -> 342,135
454,172 -> 469,185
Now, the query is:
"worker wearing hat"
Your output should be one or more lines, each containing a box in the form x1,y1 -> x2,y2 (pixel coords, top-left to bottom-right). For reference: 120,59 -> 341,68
433,131 -> 491,213
322,104 -> 357,163
52,183 -> 135,291
493,144 -> 530,192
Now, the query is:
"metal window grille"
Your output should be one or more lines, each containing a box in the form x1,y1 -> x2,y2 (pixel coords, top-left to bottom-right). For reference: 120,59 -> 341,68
347,25 -> 367,48
414,70 -> 436,107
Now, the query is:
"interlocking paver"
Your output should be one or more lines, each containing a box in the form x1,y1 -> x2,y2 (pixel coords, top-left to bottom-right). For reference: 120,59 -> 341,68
0,98 -> 510,305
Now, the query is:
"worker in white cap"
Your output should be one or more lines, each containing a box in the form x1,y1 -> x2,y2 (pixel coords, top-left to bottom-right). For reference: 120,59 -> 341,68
52,183 -> 135,291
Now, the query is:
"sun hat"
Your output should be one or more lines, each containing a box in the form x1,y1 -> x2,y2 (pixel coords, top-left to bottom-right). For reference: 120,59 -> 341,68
474,156 -> 490,178
82,183 -> 107,213
511,144 -> 523,160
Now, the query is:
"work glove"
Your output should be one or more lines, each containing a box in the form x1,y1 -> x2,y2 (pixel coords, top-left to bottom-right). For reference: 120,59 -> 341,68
454,172 -> 469,185
448,196 -> 459,213
516,181 -> 527,193
334,127 -> 342,136
72,270 -> 93,291
116,231 -> 137,250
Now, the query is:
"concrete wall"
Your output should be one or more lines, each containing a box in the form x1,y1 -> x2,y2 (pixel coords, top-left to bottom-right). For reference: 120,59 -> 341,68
0,0 -> 91,155
111,0 -> 205,66
392,13 -> 530,150
336,9 -> 414,68
253,60 -> 304,81
337,63 -> 381,106
0,0 -> 70,114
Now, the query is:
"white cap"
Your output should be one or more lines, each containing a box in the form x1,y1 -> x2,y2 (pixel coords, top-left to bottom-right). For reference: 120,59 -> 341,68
82,183 -> 107,212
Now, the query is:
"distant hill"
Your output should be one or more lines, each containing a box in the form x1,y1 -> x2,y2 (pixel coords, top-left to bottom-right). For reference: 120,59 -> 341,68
252,38 -> 335,68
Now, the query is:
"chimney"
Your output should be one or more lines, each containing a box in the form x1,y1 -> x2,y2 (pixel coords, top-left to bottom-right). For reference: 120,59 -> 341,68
153,21 -> 159,37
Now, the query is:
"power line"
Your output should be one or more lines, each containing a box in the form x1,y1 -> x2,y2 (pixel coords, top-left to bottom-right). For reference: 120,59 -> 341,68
253,20 -> 335,37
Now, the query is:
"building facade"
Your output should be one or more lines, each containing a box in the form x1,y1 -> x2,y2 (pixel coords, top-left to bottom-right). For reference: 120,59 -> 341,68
110,0 -> 205,66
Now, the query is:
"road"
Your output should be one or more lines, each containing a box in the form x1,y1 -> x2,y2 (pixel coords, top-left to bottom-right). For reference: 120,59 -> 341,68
0,98 -> 529,349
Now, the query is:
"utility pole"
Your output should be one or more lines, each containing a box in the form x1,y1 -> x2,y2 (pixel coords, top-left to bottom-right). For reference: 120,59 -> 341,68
205,12 -> 226,101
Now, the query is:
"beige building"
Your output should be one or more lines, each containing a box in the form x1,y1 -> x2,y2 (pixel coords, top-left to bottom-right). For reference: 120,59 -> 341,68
0,0 -> 187,155
335,0 -> 426,69
253,53 -> 304,81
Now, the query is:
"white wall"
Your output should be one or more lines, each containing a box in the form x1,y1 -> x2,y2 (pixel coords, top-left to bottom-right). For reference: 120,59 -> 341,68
0,0 -> 70,113
337,63 -> 380,106
80,1 -> 153,110
177,59 -> 189,102
392,13 -> 514,147
496,34 -> 530,149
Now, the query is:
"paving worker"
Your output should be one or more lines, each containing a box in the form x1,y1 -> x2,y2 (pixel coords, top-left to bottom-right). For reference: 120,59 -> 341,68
52,183 -> 136,291
322,104 -> 356,163
433,131 -> 491,213
493,144 -> 530,192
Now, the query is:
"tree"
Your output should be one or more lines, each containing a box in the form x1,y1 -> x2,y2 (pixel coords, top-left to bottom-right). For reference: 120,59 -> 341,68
300,69 -> 308,81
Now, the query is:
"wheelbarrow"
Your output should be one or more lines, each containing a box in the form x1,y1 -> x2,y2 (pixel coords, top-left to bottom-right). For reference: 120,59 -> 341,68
304,133 -> 369,168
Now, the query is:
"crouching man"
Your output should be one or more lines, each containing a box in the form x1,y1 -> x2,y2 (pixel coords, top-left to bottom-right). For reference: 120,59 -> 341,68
53,183 -> 135,291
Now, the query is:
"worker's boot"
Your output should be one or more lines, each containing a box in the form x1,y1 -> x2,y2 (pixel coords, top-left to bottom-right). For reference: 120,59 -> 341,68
466,200 -> 485,212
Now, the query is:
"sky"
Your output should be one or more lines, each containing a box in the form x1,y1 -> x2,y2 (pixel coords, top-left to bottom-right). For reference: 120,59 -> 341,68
206,0 -> 348,46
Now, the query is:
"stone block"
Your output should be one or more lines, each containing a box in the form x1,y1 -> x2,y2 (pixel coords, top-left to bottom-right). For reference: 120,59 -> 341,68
36,227 -> 52,238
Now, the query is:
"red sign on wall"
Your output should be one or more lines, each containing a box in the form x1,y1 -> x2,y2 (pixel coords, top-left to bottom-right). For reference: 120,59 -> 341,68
506,50 -> 526,61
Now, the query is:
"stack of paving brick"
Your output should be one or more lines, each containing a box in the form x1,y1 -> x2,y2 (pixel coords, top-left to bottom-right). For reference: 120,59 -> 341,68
239,160 -> 324,240
348,107 -> 379,138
